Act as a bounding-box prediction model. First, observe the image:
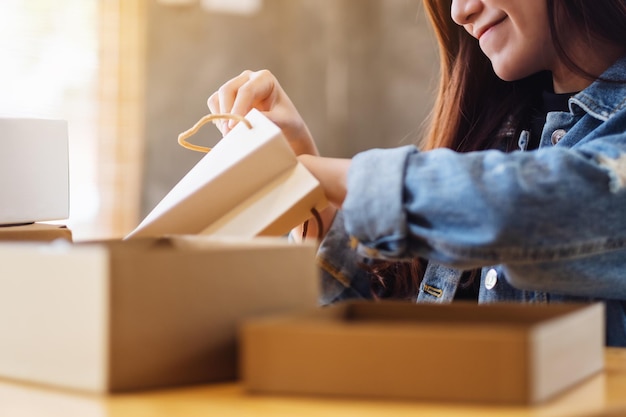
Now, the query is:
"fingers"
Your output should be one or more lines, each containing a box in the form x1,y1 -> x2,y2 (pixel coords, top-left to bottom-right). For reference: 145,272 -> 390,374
206,91 -> 224,134
229,70 -> 276,126
207,70 -> 251,133
220,70 -> 253,114
207,70 -> 278,133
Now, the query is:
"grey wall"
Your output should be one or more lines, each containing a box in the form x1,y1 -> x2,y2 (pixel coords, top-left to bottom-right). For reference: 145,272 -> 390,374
142,0 -> 438,216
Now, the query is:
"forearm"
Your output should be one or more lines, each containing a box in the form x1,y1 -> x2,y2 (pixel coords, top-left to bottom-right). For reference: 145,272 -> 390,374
290,155 -> 350,242
298,154 -> 351,207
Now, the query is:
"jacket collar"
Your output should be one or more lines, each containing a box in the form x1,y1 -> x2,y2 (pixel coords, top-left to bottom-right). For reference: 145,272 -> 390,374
570,54 -> 626,122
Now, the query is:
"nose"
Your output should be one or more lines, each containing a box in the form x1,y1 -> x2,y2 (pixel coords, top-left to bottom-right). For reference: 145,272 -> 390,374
451,0 -> 483,25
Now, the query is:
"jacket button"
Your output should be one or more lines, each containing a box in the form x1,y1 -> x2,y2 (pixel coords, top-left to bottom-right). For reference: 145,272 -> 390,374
485,268 -> 498,290
551,129 -> 566,145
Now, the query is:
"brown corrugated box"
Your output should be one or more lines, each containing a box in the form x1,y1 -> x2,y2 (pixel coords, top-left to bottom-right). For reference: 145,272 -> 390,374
241,301 -> 604,405
0,236 -> 318,393
0,223 -> 72,242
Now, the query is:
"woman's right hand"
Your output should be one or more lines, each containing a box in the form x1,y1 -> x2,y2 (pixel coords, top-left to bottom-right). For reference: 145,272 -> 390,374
207,69 -> 319,156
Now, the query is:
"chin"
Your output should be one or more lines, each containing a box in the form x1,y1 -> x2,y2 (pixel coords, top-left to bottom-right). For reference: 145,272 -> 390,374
492,65 -> 533,82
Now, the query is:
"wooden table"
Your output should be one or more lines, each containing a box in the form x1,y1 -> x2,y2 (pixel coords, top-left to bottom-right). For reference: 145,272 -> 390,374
2,348 -> 625,417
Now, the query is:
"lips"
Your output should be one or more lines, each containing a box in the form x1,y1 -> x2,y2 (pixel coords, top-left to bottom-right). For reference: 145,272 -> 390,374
475,16 -> 508,40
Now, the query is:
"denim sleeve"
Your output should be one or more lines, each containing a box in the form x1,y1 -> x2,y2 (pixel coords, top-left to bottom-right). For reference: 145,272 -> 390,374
316,211 -> 373,305
342,139 -> 626,270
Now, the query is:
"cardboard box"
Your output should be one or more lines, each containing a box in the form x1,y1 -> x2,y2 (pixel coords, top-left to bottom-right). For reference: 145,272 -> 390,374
0,236 -> 318,393
0,223 -> 72,242
0,118 -> 69,225
241,301 -> 605,404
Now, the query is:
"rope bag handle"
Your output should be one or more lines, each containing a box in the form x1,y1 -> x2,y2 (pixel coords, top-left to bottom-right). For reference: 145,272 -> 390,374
178,113 -> 252,153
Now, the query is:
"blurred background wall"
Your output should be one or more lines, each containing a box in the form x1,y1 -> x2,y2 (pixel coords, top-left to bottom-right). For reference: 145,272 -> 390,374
142,0 -> 439,219
0,0 -> 438,239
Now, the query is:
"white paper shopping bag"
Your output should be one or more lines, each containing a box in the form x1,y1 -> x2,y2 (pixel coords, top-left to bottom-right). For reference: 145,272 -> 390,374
126,109 -> 327,239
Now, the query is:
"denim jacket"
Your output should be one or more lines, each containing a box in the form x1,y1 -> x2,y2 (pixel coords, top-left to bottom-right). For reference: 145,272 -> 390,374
317,56 -> 626,346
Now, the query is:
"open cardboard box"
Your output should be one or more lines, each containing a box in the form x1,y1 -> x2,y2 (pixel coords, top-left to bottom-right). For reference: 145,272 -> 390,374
0,236 -> 319,393
0,108 -> 327,395
241,300 -> 605,405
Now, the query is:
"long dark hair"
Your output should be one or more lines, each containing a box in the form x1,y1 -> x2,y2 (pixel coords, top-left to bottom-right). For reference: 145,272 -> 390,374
548,0 -> 626,80
369,0 -> 626,300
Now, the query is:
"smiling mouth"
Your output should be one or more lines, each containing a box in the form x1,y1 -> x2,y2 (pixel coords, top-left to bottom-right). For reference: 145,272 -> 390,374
477,16 -> 507,40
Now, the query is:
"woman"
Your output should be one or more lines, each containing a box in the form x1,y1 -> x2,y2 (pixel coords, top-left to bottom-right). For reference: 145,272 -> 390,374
208,0 -> 626,346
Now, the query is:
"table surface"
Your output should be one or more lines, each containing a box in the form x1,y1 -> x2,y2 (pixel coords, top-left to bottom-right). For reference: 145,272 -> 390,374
1,348 -> 626,417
